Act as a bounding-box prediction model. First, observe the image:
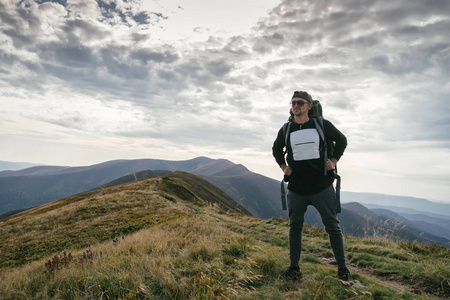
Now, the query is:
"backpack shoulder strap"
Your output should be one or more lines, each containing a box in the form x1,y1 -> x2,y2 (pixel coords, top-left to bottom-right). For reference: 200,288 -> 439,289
280,122 -> 291,211
312,117 -> 328,175
313,117 -> 342,211
282,122 -> 291,154
312,117 -> 325,142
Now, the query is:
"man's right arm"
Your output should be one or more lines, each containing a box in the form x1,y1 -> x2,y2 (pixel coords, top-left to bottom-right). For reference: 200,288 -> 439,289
272,126 -> 291,175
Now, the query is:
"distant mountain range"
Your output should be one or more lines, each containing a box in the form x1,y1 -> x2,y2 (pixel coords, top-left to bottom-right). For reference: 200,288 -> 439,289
0,157 -> 257,213
340,191 -> 450,217
0,160 -> 41,172
304,202 -> 450,246
1,157 -> 449,246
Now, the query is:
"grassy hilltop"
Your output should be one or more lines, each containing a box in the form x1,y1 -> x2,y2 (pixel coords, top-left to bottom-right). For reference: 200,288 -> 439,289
0,171 -> 448,299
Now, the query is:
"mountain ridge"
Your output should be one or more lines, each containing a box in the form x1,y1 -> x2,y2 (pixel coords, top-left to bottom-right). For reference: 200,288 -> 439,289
1,157 -> 448,247
0,157 -> 252,214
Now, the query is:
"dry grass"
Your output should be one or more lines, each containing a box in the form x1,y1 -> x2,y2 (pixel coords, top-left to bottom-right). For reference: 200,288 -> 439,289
0,173 -> 448,299
0,179 -> 186,268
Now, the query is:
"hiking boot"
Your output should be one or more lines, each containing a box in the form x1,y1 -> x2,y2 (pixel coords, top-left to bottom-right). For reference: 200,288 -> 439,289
338,267 -> 352,281
285,266 -> 302,280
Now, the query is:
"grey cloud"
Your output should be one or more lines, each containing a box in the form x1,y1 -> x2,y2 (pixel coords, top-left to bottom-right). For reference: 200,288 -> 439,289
222,36 -> 252,55
252,32 -> 284,54
148,118 -> 264,151
46,115 -> 87,131
157,69 -> 178,82
113,105 -> 262,149
207,60 -> 232,77
0,2 -> 40,48
0,1 -> 180,101
372,0 -> 450,26
0,0 -> 237,107
364,42 -> 449,75
6,2 -> 248,116
224,92 -> 254,112
130,32 -> 150,43
325,96 -> 357,112
173,57 -> 233,88
54,45 -> 96,67
380,86 -> 450,145
131,48 -> 180,65
1,27 -> 34,48
337,34 -> 381,49
254,1 -> 450,77
62,18 -> 111,41
0,1 -> 17,26
257,0 -> 449,55
0,49 -> 50,92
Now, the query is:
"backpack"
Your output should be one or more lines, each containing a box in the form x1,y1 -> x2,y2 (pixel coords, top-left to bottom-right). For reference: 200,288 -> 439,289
283,100 -> 334,175
280,100 -> 341,212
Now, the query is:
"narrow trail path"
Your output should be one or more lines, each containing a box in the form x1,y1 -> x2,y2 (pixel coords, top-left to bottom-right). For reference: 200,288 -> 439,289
318,256 -> 442,299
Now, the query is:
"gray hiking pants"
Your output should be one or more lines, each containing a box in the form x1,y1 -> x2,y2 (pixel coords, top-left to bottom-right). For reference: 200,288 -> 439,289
287,185 -> 346,268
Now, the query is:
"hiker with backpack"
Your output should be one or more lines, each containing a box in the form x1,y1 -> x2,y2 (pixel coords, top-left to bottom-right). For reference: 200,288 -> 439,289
272,90 -> 351,281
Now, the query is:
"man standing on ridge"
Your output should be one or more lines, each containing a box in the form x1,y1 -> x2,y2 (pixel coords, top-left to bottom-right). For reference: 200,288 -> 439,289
272,90 -> 351,281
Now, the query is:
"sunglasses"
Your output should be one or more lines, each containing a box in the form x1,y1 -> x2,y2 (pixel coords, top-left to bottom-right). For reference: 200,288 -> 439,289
290,100 -> 309,106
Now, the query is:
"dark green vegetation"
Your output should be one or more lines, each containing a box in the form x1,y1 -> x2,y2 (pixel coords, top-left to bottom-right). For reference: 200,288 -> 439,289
1,172 -> 448,299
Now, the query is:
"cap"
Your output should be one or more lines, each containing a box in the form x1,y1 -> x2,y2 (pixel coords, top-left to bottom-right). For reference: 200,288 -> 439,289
292,91 -> 313,103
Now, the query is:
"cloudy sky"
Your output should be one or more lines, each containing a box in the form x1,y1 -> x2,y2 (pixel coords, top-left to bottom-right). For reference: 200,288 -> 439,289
1,0 -> 449,203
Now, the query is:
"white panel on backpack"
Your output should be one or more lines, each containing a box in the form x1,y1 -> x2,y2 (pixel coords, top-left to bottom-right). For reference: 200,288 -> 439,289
290,129 -> 320,161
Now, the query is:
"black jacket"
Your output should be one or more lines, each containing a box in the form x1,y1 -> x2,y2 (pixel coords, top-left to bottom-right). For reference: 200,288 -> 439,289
272,118 -> 347,195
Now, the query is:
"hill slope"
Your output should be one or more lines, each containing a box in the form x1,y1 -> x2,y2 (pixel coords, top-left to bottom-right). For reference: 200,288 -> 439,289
88,168 -> 285,220
0,157 -> 252,214
202,173 -> 284,219
0,171 -> 250,268
1,173 -> 448,299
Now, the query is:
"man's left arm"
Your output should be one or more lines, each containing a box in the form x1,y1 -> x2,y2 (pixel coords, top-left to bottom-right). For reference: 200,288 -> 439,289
324,120 -> 347,169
